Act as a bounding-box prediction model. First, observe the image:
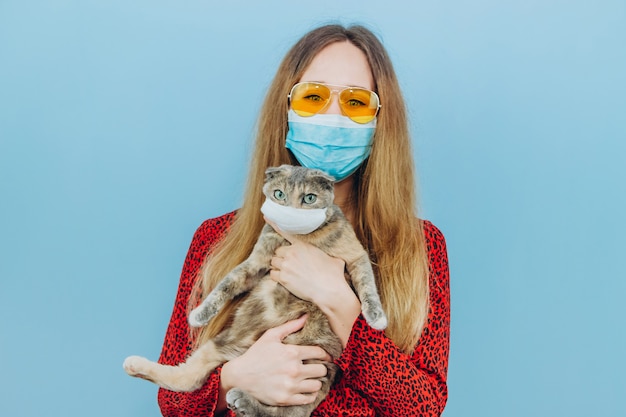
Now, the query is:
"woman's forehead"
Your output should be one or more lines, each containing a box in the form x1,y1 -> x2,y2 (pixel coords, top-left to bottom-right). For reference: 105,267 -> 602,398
298,41 -> 374,90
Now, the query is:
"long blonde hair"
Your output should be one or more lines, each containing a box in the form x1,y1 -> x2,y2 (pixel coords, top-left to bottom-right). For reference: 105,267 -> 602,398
191,24 -> 429,354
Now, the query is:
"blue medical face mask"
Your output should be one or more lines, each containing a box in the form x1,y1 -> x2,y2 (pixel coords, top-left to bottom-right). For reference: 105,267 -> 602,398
285,110 -> 376,181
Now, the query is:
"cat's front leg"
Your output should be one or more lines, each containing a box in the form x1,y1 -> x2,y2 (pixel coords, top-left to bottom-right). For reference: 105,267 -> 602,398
188,262 -> 258,327
189,229 -> 286,328
348,255 -> 388,330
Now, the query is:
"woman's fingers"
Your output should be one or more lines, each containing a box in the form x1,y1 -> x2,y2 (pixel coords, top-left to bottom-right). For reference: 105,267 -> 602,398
296,378 -> 324,396
297,345 -> 333,362
289,392 -> 320,406
262,315 -> 308,341
270,254 -> 283,269
300,362 -> 328,380
261,317 -> 332,362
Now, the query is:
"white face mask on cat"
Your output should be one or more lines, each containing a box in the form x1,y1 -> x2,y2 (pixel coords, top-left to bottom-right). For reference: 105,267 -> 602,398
260,197 -> 327,235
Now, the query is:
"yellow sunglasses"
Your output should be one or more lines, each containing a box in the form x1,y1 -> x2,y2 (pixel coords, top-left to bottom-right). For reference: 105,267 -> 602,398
288,82 -> 381,124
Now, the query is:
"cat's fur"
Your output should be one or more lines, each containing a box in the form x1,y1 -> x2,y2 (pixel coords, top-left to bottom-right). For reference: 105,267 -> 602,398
123,164 -> 387,417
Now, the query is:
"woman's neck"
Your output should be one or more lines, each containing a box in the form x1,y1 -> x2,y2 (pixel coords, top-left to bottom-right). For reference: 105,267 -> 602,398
333,175 -> 356,224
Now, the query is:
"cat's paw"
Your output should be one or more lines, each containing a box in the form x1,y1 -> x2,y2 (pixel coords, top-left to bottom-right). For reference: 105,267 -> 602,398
227,388 -> 256,416
188,308 -> 206,327
123,355 -> 152,378
188,305 -> 217,327
363,306 -> 388,330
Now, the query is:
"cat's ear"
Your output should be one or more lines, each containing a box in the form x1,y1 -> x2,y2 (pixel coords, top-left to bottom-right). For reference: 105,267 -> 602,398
309,169 -> 336,187
264,165 -> 290,180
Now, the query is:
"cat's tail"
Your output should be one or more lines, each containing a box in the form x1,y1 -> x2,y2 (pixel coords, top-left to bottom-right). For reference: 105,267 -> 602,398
123,340 -> 223,392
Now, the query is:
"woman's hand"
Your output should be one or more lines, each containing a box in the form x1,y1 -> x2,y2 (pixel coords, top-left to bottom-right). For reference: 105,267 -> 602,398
220,315 -> 330,407
265,218 -> 362,346
270,237 -> 347,305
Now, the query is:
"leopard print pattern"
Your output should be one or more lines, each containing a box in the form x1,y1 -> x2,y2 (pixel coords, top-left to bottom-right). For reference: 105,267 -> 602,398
157,212 -> 450,417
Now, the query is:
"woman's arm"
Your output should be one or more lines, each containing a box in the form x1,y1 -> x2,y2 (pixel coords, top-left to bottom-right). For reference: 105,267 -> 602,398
269,234 -> 362,347
331,221 -> 450,417
157,214 -> 236,417
268,220 -> 450,416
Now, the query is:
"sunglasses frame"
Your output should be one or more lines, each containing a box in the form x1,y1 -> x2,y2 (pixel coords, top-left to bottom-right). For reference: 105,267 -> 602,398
288,81 -> 381,123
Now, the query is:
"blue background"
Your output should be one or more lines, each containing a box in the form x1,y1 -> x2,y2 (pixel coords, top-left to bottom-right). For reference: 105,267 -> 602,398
1,1 -> 624,416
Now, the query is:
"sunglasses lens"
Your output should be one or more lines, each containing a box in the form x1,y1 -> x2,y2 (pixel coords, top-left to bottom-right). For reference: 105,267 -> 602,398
289,82 -> 380,123
290,83 -> 332,117
339,88 -> 379,124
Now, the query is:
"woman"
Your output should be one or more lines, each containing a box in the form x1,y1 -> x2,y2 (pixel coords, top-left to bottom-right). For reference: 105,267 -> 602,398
157,24 -> 450,417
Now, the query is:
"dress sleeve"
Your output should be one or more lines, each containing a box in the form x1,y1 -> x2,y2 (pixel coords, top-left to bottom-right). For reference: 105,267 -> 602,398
332,221 -> 450,417
157,213 -> 237,417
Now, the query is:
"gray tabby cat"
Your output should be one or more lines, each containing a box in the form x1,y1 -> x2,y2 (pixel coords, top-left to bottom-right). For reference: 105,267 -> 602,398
123,164 -> 387,417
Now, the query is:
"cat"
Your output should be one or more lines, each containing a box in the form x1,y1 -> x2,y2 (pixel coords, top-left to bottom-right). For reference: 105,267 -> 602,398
123,164 -> 387,417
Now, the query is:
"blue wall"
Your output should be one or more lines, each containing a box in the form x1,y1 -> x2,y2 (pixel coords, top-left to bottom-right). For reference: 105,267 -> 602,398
1,1 -> 624,416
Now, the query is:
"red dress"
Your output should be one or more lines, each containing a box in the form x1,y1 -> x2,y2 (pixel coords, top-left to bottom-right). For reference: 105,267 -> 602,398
157,211 -> 450,417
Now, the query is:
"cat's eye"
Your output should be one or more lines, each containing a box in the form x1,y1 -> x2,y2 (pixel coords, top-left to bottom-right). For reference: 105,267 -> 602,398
273,190 -> 286,200
303,194 -> 317,204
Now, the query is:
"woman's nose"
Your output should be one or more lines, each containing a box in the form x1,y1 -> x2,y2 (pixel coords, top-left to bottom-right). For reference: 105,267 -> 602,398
323,93 -> 342,115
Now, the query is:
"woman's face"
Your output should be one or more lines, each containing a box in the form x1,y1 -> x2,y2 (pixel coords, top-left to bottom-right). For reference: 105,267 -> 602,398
298,41 -> 374,116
